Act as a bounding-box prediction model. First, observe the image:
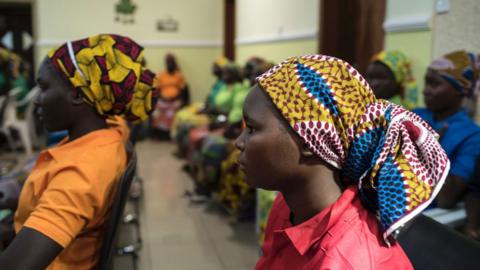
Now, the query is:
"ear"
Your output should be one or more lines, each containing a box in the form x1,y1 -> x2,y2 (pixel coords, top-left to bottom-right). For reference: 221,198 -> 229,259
300,143 -> 315,158
71,92 -> 85,105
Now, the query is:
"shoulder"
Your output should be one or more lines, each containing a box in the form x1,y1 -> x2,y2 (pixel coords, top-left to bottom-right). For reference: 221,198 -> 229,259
412,108 -> 430,117
70,132 -> 126,182
319,214 -> 412,269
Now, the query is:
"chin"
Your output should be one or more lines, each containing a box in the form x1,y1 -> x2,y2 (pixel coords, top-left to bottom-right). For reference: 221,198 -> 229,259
244,175 -> 262,189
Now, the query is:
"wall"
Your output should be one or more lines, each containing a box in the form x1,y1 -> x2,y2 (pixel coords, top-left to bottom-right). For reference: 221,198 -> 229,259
35,0 -> 223,102
432,0 -> 480,58
235,0 -> 318,65
384,0 -> 435,105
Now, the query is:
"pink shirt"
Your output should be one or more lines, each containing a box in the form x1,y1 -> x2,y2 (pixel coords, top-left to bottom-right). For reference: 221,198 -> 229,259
255,186 -> 413,270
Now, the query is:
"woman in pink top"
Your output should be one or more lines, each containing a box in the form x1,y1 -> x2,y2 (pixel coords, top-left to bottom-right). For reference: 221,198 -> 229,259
235,55 -> 450,269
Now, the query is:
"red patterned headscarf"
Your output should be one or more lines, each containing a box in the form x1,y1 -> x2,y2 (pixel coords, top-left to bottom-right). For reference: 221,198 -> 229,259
48,34 -> 157,121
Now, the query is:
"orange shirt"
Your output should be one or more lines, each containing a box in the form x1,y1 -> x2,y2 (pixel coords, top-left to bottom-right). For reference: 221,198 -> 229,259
107,115 -> 131,144
154,70 -> 185,100
14,128 -> 127,270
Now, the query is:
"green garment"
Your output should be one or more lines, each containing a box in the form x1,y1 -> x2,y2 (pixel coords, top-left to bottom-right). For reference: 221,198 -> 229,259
213,82 -> 248,115
12,76 -> 29,114
228,85 -> 250,123
207,80 -> 225,106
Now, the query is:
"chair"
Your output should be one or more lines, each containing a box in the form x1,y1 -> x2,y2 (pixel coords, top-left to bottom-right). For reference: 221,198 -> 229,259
397,214 -> 480,270
0,87 -> 40,155
95,142 -> 137,270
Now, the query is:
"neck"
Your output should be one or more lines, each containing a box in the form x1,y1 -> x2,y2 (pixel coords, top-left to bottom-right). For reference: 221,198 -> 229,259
68,115 -> 108,141
280,166 -> 342,225
434,104 -> 462,121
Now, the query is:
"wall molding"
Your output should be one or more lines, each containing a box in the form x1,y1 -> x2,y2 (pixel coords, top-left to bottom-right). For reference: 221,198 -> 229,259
236,30 -> 317,46
36,39 -> 222,48
383,14 -> 432,33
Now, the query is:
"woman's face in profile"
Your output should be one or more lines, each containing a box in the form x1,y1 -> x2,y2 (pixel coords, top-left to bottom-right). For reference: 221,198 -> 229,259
35,58 -> 76,132
235,85 -> 302,191
365,61 -> 400,100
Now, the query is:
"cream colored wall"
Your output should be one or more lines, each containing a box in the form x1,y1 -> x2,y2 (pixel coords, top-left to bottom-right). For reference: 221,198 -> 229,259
34,0 -> 223,102
36,0 -> 222,41
383,0 -> 435,105
236,0 -> 318,43
432,0 -> 480,58
235,0 -> 318,65
236,39 -> 317,64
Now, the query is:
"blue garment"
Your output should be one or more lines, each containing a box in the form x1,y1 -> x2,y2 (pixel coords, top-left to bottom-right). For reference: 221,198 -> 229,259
413,108 -> 480,182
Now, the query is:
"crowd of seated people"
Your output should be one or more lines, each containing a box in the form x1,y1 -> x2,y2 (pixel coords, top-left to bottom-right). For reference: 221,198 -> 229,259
174,56 -> 274,220
1,32 -> 480,269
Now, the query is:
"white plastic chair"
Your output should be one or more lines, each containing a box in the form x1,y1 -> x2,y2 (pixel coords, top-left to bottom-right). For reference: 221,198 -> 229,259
0,87 -> 40,156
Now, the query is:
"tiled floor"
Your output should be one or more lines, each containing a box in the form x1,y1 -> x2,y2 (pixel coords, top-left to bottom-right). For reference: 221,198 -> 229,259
123,140 -> 258,270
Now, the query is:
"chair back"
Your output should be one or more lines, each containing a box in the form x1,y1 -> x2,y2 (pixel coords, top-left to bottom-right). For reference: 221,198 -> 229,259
397,214 -> 480,270
95,142 -> 137,270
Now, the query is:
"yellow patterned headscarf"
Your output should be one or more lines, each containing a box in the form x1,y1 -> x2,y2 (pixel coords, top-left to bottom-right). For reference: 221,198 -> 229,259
48,34 -> 157,121
257,55 -> 450,243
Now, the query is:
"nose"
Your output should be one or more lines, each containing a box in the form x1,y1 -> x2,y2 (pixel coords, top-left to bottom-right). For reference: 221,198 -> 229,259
234,130 -> 245,151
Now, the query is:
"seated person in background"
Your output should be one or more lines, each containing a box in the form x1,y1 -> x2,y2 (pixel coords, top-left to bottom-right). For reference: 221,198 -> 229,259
171,57 -> 229,156
0,48 -> 13,96
413,50 -> 480,209
151,53 -> 186,134
185,63 -> 248,198
192,61 -> 274,212
465,159 -> 480,240
236,55 -> 449,269
0,34 -> 156,270
366,50 -> 418,109
241,57 -> 267,87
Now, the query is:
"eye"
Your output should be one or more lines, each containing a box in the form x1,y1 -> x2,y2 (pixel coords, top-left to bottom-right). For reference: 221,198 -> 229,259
246,125 -> 256,134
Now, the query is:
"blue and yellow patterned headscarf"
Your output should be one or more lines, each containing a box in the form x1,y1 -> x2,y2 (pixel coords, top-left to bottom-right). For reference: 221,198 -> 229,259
372,50 -> 418,109
257,55 -> 450,243
429,50 -> 480,97
48,34 -> 157,122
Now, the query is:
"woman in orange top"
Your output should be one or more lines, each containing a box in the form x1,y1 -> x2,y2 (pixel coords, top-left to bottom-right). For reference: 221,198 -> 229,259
151,53 -> 187,133
0,34 -> 156,270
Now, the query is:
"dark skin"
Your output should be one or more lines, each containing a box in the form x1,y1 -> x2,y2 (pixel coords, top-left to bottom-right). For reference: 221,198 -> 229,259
423,69 -> 467,208
212,63 -> 222,80
365,61 -> 402,100
165,54 -> 178,74
235,85 -> 342,225
0,57 -> 108,269
222,66 -> 241,85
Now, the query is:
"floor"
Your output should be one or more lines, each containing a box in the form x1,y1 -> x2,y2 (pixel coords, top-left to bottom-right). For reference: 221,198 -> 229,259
116,140 -> 259,270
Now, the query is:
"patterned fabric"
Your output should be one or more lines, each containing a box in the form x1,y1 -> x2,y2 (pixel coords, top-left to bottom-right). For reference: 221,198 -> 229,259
429,50 -> 480,96
257,54 -> 450,242
215,150 -> 255,217
48,34 -> 157,121
372,50 -> 418,109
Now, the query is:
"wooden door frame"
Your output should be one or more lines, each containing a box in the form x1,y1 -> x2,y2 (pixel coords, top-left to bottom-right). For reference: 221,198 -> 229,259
224,0 -> 235,61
